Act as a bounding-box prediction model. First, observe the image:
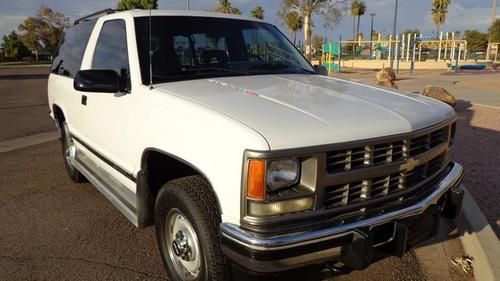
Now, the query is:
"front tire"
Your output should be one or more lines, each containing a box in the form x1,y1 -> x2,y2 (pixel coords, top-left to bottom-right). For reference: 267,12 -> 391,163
155,176 -> 230,281
60,121 -> 86,183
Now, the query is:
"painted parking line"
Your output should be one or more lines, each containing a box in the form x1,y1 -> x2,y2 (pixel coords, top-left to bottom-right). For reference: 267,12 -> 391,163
0,131 -> 59,154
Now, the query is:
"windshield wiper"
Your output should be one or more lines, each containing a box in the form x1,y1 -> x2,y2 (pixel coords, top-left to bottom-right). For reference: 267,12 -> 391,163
248,62 -> 317,74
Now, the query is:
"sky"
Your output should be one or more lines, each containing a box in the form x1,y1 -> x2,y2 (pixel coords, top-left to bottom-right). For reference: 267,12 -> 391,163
0,0 -> 498,43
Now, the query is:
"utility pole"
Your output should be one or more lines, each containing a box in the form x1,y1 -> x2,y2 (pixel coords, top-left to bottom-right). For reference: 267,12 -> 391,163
187,0 -> 190,10
390,0 -> 399,69
486,0 -> 497,60
370,13 -> 375,60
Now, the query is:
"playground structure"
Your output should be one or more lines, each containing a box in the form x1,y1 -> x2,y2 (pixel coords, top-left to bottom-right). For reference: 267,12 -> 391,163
487,42 -> 500,62
322,31 -> 469,73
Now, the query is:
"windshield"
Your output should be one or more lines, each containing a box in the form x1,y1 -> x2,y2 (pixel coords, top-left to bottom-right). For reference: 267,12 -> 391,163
134,16 -> 316,84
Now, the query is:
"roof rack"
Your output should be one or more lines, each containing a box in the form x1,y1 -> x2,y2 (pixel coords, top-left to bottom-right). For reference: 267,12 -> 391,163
74,9 -> 116,25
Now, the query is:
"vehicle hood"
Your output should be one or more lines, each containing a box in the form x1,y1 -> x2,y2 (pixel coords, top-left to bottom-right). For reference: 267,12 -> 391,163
155,74 -> 455,150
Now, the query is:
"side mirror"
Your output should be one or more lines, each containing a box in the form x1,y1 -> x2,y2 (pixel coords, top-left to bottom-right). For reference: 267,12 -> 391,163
74,69 -> 122,93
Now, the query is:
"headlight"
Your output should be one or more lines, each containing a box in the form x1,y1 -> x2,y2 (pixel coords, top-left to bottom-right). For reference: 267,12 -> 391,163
245,156 -> 314,217
266,159 -> 300,192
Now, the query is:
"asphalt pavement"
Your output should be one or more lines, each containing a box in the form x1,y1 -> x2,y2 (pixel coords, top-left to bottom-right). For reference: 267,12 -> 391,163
0,65 -> 54,141
0,66 -> 472,281
0,140 -> 469,281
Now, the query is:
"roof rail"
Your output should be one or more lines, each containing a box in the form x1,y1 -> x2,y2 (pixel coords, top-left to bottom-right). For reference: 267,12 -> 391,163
74,9 -> 116,25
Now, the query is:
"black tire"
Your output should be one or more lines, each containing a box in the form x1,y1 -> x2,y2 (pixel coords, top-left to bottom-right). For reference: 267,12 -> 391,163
60,121 -> 86,183
155,175 -> 231,281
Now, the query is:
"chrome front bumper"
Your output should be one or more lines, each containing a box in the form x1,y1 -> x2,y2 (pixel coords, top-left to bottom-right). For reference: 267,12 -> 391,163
220,162 -> 464,273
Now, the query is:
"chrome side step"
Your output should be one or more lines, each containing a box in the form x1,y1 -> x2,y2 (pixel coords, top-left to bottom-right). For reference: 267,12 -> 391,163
72,154 -> 139,227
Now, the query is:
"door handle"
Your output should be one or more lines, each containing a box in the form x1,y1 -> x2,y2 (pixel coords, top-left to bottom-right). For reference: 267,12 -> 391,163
81,95 -> 87,106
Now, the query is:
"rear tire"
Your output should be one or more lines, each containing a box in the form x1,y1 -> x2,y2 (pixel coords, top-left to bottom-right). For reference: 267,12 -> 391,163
60,121 -> 86,183
155,176 -> 230,281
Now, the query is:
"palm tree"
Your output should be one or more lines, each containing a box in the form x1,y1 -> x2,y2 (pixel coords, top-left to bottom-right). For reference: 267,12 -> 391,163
432,0 -> 451,38
350,0 -> 366,56
250,6 -> 265,20
213,0 -> 241,15
284,11 -> 304,46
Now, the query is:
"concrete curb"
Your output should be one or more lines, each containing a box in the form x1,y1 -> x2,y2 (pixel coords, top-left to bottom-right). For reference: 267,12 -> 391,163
0,131 -> 59,154
0,64 -> 51,68
459,185 -> 500,281
472,103 -> 500,110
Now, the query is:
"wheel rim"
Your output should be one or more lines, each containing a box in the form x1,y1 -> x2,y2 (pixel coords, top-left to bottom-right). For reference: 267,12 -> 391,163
165,209 -> 201,281
63,123 -> 76,170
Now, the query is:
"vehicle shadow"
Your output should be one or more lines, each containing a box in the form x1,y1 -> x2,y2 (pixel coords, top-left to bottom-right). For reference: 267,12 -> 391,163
451,99 -> 499,237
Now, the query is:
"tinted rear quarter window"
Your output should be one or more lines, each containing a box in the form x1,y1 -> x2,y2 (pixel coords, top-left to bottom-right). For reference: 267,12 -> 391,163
91,20 -> 130,90
51,20 -> 96,78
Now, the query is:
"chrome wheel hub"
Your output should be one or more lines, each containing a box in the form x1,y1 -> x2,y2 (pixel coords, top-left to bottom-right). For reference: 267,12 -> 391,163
172,231 -> 192,261
166,210 -> 201,281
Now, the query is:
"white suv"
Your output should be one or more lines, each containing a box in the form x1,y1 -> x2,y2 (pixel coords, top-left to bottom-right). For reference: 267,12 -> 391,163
48,9 -> 465,280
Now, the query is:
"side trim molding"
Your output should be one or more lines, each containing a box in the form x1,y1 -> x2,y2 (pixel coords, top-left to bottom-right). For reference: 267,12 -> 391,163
72,135 -> 136,182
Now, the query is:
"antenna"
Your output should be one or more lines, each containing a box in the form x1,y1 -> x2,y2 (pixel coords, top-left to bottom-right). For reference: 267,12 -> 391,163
148,8 -> 153,90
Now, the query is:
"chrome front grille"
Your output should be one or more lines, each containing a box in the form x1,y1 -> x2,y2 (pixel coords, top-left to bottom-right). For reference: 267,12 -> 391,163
324,154 -> 446,208
326,126 -> 449,174
323,124 -> 452,211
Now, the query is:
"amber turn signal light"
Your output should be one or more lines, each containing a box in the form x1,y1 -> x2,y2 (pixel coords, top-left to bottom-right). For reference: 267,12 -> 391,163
247,160 -> 265,200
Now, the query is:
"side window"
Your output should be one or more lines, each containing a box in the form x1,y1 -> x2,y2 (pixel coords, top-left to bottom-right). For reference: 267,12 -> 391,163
51,20 -> 96,78
92,20 -> 130,90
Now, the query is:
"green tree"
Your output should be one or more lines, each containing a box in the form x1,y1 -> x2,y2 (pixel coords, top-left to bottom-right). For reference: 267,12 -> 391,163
213,0 -> 241,15
1,31 -> 30,61
18,5 -> 70,60
464,30 -> 488,51
401,28 -> 421,37
117,0 -> 158,10
283,11 -> 304,45
250,6 -> 265,19
279,0 -> 346,60
489,19 -> 500,42
311,34 -> 324,56
431,0 -> 451,38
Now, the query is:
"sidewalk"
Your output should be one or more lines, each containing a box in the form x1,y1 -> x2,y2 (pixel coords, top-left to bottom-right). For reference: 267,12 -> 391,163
337,69 -> 500,107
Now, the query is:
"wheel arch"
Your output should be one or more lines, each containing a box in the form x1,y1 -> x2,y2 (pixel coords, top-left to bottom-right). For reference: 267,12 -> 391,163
136,148 -> 223,228
52,104 -> 65,128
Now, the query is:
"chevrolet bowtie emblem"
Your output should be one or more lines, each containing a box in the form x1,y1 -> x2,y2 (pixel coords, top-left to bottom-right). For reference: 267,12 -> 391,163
401,158 -> 420,171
